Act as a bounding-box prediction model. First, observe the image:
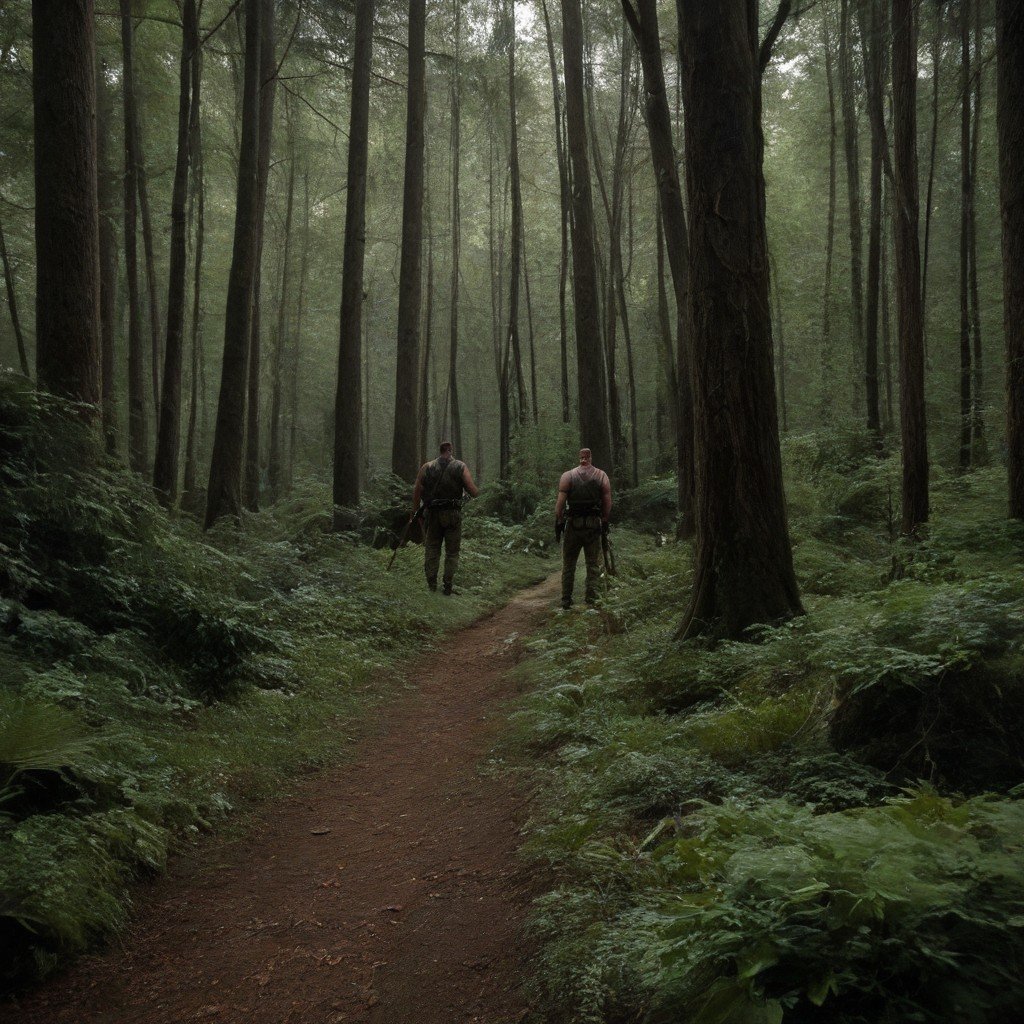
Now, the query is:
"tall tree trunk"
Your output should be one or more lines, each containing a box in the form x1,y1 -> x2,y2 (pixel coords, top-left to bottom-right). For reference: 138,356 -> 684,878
770,251 -> 788,433
676,0 -> 803,640
289,167 -> 311,493
561,0 -> 612,472
892,0 -> 929,534
541,0 -> 572,424
334,0 -> 374,509
392,0 -> 426,483
506,1 -> 527,440
969,0 -> 986,463
419,208 -> 434,463
96,62 -> 119,452
32,0 -> 100,410
821,2 -> 838,422
997,0 -> 1024,517
447,0 -> 463,453
921,3 -> 943,334
523,243 -> 539,425
0,218 -> 30,377
244,0 -> 276,511
881,172 -> 894,431
622,0 -> 694,532
183,36 -> 206,503
840,0 -> 865,414
205,0 -> 262,527
120,0 -> 148,472
154,0 -> 197,505
958,0 -> 974,470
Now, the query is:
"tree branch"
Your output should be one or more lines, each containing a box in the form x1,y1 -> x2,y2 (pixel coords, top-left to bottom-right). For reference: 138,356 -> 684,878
759,0 -> 793,74
620,0 -> 641,44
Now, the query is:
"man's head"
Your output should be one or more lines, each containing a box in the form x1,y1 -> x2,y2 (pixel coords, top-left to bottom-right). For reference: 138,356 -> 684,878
578,448 -> 593,466
439,441 -> 454,458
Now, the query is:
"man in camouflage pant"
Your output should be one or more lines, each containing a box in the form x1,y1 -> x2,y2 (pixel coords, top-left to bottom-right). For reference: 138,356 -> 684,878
555,448 -> 612,609
410,441 -> 480,595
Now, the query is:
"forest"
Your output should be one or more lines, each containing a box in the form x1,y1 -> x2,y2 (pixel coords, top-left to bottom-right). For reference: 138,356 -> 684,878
2,0 -> 1024,1021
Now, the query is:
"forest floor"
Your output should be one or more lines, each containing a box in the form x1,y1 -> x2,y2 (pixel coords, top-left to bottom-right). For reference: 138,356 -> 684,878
4,575 -> 561,1024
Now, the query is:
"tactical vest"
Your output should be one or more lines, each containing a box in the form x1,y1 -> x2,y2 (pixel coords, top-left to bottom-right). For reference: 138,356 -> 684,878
566,467 -> 603,517
424,457 -> 465,508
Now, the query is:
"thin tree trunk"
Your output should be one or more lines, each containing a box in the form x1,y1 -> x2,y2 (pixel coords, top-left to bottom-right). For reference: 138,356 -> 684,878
881,171 -> 894,431
892,0 -> 929,534
921,2 -> 943,329
205,0 -> 262,527
523,242 -> 539,425
447,0 -> 463,453
0,218 -> 30,377
997,0 -> 1024,517
32,0 -> 100,410
136,115 -> 162,421
821,3 -> 838,422
969,0 -> 986,463
506,1 -> 527,443
392,0 -> 426,484
289,167 -> 311,493
959,0 -> 973,470
561,0 -> 612,472
96,63 -> 119,452
419,207 -> 434,463
334,0 -> 374,509
120,0 -> 148,472
154,0 -> 197,505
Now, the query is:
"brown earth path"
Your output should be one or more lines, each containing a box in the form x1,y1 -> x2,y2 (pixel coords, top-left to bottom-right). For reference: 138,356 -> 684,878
5,575 -> 561,1024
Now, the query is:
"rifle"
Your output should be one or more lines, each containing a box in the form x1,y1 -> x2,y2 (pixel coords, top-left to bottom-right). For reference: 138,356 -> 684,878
601,525 -> 617,577
386,507 -> 423,571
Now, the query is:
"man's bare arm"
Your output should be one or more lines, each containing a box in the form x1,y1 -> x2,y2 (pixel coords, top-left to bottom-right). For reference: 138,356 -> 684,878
462,466 -> 480,498
601,473 -> 612,523
410,466 -> 426,518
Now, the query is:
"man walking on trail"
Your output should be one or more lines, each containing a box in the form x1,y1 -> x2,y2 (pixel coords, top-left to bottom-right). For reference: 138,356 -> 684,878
555,448 -> 612,609
411,441 -> 480,595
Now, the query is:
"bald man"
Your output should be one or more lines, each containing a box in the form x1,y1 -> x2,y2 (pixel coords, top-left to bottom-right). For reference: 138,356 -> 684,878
554,448 -> 612,608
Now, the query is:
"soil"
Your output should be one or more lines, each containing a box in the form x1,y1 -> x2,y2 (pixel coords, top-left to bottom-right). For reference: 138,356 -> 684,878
5,575 -> 561,1024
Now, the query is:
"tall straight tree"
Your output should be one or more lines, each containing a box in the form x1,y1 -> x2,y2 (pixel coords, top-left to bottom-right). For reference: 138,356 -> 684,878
392,0 -> 426,483
244,0 -> 276,511
0,218 -> 30,376
676,0 -> 803,639
958,0 -> 974,469
622,0 -> 695,533
120,0 -> 148,471
891,0 -> 929,533
505,0 -> 525,474
96,63 -> 120,452
996,0 -> 1024,518
820,2 -> 839,420
154,0 -> 198,505
32,0 -> 100,410
334,0 -> 375,509
968,0 -> 986,461
447,0 -> 463,454
561,0 -> 612,472
205,0 -> 262,527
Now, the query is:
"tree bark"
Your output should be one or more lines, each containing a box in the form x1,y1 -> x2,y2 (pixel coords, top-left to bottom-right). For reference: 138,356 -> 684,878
561,0 -> 612,473
968,0 -> 986,463
676,0 -> 803,640
32,0 -> 101,411
288,167 -> 311,494
959,0 -> 973,470
392,0 -> 426,484
506,1 -> 527,439
892,0 -> 929,534
154,0 -> 197,505
334,0 -> 374,509
821,3 -> 838,422
0,218 -> 30,377
205,0 -> 262,528
921,3 -> 943,334
997,0 -> 1024,517
96,62 -> 119,452
447,0 -> 463,453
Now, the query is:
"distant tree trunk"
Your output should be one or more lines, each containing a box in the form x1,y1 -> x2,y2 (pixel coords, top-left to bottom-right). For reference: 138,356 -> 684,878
268,118 -> 296,501
892,0 -> 929,534
32,0 -> 100,410
119,0 -> 148,472
676,0 -> 803,640
858,0 -> 885,437
244,0 -> 276,512
205,0 -> 262,527
840,0 -> 865,414
654,207 -> 675,473
969,0 -> 986,463
541,0 -> 572,424
921,3 -> 943,331
392,0 -> 426,484
958,0 -> 974,470
881,173 -> 894,431
334,0 -> 374,509
996,0 -> 1024,518
448,0 -> 463,452
0,218 -> 30,377
183,36 -> 206,502
821,3 -> 838,422
289,168 -> 311,493
154,0 -> 197,505
523,242 -> 540,425
96,64 -> 119,452
506,1 -> 528,439
419,211 -> 434,462
561,0 -> 612,472
622,0 -> 694,532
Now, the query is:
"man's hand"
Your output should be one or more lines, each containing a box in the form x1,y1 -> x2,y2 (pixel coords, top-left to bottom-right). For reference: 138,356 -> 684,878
555,519 -> 565,543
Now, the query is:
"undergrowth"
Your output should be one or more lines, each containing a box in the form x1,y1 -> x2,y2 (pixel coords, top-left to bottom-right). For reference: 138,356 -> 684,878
0,376 -> 546,989
509,429 -> 1024,1024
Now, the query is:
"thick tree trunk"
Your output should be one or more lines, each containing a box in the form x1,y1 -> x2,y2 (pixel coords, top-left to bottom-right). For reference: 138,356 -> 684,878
96,63 -> 119,452
959,0 -> 973,470
840,0 -> 865,414
997,0 -> 1024,517
561,0 -> 612,473
447,0 -> 463,453
770,251 -> 788,433
154,0 -> 197,505
334,0 -> 374,509
244,0 -> 276,511
120,0 -> 148,472
676,0 -> 803,640
32,0 -> 101,410
821,3 -> 838,422
892,0 -> 929,534
391,0 -> 426,484
205,0 -> 262,527
0,218 -> 30,377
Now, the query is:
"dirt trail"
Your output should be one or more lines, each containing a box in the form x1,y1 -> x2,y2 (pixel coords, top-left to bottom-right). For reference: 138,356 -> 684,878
7,575 -> 560,1024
